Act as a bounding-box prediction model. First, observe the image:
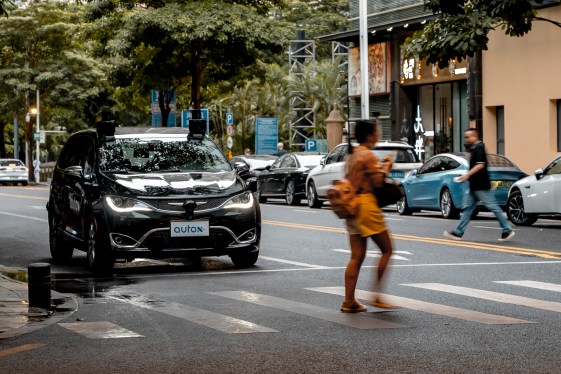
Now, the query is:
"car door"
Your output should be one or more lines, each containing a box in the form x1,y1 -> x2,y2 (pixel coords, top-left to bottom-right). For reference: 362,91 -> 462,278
313,144 -> 347,197
524,157 -> 561,213
260,156 -> 284,195
275,155 -> 297,194
404,157 -> 443,208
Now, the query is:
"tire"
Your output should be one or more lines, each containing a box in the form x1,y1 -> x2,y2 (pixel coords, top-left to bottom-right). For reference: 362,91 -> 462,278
396,186 -> 413,215
440,188 -> 460,219
506,190 -> 537,226
285,180 -> 301,205
21,182 -> 28,186
306,180 -> 323,208
49,213 -> 74,262
230,250 -> 259,268
86,220 -> 115,272
256,180 -> 267,203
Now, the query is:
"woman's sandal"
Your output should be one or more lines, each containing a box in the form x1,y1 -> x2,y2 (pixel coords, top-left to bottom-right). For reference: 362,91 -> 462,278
340,300 -> 367,313
370,297 -> 397,309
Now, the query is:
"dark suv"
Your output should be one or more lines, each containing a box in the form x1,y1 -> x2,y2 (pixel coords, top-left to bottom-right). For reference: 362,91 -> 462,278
46,122 -> 260,272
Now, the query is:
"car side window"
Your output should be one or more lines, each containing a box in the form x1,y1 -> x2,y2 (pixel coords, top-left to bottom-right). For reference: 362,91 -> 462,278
281,156 -> 296,168
418,158 -> 438,174
81,137 -> 96,175
57,137 -> 82,169
325,145 -> 346,164
270,157 -> 283,169
439,157 -> 460,171
544,157 -> 561,175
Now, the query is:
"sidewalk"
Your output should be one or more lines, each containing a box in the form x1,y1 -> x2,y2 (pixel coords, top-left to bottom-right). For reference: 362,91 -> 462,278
0,266 -> 77,340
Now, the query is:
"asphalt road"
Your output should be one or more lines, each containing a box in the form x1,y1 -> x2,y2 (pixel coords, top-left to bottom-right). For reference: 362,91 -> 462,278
1,186 -> 561,373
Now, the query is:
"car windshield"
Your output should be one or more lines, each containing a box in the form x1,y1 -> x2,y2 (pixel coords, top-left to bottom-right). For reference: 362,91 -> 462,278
374,148 -> 420,163
100,137 -> 232,173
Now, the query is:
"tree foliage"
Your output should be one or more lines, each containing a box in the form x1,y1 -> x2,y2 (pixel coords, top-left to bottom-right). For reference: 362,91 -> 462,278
404,0 -> 561,68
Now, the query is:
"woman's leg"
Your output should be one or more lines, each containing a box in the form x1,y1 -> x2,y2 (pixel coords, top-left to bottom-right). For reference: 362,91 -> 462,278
370,230 -> 394,302
343,234 -> 367,305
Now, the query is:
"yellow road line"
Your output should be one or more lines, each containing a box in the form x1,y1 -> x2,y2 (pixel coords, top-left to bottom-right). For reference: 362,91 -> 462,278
262,220 -> 561,259
0,193 -> 47,201
0,344 -> 45,357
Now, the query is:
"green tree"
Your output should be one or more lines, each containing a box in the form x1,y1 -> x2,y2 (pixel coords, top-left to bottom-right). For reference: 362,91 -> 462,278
0,2 -> 108,177
404,0 -> 561,68
100,0 -> 292,127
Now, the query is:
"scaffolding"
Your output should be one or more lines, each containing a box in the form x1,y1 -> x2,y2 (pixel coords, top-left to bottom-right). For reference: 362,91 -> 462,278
288,38 -> 316,150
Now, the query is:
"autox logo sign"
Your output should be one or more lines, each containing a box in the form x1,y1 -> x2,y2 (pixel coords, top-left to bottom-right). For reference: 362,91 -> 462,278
170,221 -> 210,237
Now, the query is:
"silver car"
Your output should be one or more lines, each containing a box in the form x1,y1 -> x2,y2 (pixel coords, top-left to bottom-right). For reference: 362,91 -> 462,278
305,141 -> 422,208
0,159 -> 28,186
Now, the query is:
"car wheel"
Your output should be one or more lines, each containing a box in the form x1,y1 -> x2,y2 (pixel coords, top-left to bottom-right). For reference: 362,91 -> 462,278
396,186 -> 413,215
307,181 -> 323,208
286,180 -> 301,205
86,220 -> 115,272
256,180 -> 267,203
230,250 -> 259,268
440,188 -> 460,219
506,190 -> 538,226
22,182 -> 28,186
49,213 -> 74,262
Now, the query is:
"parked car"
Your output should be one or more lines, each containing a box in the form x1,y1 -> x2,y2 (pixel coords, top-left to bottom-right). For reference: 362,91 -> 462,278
46,123 -> 261,272
256,152 -> 325,205
305,141 -> 422,208
397,153 -> 527,218
0,159 -> 28,186
229,154 -> 278,181
506,155 -> 561,226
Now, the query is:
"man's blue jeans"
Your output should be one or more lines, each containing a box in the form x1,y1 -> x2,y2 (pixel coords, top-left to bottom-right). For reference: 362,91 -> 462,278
452,189 -> 512,237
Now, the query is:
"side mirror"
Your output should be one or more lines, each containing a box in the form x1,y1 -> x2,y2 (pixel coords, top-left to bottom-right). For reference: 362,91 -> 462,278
534,168 -> 544,180
248,178 -> 258,193
320,156 -> 326,166
265,165 -> 271,171
411,169 -> 418,177
63,165 -> 83,178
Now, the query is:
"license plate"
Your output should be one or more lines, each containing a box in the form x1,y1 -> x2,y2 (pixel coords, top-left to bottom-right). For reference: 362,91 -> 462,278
389,170 -> 404,178
170,221 -> 209,237
491,181 -> 513,189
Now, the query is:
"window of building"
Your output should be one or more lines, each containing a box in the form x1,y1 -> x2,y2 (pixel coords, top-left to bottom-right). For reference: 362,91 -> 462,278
496,106 -> 505,155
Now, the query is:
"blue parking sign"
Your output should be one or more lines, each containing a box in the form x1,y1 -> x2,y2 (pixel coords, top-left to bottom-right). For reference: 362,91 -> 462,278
305,139 -> 317,152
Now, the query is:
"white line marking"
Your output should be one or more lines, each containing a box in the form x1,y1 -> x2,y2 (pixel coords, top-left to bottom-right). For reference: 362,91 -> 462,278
109,295 -> 278,334
210,290 -> 406,329
293,209 -> 317,213
307,286 -> 532,325
332,249 -> 410,261
258,256 -> 328,269
59,321 -> 144,339
30,206 -> 45,210
402,283 -> 561,313
0,211 -> 47,222
494,280 -> 561,293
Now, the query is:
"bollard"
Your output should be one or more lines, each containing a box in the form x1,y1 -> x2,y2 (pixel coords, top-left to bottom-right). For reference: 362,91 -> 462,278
28,263 -> 51,310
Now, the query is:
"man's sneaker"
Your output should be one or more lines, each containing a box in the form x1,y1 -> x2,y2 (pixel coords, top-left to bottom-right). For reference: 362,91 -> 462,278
499,231 -> 515,242
443,231 -> 462,241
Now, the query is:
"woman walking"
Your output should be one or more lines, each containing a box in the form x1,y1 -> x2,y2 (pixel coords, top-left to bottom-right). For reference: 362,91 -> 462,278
341,119 -> 395,313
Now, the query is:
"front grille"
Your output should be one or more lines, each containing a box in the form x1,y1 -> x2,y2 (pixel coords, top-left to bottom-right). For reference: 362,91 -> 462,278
138,197 -> 230,212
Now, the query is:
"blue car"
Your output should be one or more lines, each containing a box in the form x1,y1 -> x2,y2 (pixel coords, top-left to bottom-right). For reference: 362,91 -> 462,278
397,153 -> 527,218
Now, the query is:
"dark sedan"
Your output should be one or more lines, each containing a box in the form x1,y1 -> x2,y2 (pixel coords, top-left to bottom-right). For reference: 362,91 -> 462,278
256,153 -> 325,205
229,154 -> 278,180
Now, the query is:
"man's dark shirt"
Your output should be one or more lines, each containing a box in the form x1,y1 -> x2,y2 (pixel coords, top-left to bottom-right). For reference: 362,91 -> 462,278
468,141 -> 491,191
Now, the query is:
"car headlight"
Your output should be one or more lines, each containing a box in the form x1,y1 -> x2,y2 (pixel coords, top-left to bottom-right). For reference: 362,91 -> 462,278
105,196 -> 153,213
224,191 -> 254,209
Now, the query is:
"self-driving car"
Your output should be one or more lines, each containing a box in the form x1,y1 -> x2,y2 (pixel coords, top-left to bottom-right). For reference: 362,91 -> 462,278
46,121 -> 260,272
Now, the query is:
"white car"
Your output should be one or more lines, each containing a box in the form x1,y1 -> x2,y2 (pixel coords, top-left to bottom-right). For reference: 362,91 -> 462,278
305,141 -> 422,208
0,159 -> 28,186
506,155 -> 561,226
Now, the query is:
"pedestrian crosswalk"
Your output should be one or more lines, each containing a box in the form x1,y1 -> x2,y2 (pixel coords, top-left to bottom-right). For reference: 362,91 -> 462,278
59,279 -> 561,339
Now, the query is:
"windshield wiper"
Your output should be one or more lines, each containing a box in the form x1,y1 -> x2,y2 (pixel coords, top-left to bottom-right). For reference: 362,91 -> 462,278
147,169 -> 182,173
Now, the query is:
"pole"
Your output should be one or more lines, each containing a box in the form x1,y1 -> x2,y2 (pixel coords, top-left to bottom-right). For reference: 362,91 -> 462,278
13,116 -> 19,160
34,90 -> 40,183
359,0 -> 370,120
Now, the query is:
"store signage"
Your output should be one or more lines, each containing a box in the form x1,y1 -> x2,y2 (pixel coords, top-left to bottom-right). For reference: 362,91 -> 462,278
414,105 -> 425,161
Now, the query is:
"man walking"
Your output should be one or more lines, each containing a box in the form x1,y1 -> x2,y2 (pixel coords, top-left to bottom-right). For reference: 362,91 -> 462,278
444,128 -> 515,242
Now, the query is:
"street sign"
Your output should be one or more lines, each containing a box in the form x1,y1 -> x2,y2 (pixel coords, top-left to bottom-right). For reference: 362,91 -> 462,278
305,139 -> 317,152
40,131 -> 46,144
33,132 -> 40,141
151,90 -> 177,127
226,112 -> 234,125
227,136 -> 233,149
255,118 -> 278,155
226,125 -> 234,136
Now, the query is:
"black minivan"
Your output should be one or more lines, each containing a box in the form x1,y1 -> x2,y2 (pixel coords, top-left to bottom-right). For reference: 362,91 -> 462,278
46,122 -> 260,272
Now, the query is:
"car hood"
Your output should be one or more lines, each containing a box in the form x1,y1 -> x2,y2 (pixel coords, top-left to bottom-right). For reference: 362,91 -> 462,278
104,170 -> 239,196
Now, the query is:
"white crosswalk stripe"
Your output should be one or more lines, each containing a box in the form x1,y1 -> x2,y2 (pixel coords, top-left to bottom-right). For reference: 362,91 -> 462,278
109,295 -> 278,334
58,321 -> 144,339
209,290 -> 407,329
494,280 -> 561,293
402,283 -> 561,313
333,249 -> 412,261
306,286 -> 532,325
